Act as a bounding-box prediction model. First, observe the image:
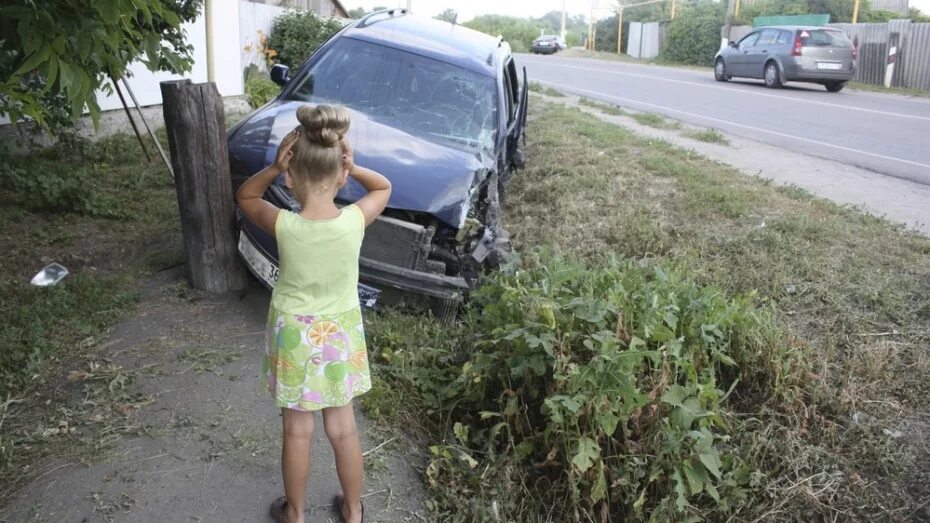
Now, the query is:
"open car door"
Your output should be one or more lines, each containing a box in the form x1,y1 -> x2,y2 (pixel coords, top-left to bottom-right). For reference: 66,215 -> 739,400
507,66 -> 529,169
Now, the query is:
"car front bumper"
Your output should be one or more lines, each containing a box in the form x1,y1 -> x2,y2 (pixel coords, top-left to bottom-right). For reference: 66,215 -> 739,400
237,214 -> 469,306
532,45 -> 557,54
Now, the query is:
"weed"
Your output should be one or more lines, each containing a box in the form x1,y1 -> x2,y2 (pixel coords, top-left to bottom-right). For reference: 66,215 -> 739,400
685,129 -> 729,144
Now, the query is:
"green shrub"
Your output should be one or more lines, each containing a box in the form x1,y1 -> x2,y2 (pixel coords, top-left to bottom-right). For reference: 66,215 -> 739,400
368,252 -> 801,521
245,71 -> 280,109
0,163 -> 121,217
661,2 -> 726,66
266,9 -> 343,69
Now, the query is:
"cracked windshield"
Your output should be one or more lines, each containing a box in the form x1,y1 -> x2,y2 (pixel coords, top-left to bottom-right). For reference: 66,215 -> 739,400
288,37 -> 498,154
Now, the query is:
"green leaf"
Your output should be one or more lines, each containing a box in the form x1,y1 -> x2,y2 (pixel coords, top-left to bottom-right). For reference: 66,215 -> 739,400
571,437 -> 599,473
458,451 -> 478,469
671,469 -> 688,512
661,384 -> 689,407
58,60 -> 75,93
590,461 -> 607,502
699,450 -> 723,479
683,461 -> 708,495
597,411 -> 620,436
98,0 -> 122,23
13,45 -> 50,76
452,422 -> 468,444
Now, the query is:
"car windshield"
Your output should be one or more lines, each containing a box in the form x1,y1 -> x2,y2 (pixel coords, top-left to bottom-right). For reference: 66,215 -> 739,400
800,29 -> 850,47
287,37 -> 498,154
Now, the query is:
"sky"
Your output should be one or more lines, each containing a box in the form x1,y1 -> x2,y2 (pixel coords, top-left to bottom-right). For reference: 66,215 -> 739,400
344,0 -> 929,20
343,0 -> 589,22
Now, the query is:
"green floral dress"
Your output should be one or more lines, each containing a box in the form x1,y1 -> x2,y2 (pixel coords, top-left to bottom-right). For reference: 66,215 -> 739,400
263,206 -> 371,411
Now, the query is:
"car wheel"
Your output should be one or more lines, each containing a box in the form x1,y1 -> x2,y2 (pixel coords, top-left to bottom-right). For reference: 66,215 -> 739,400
825,81 -> 845,93
764,62 -> 783,89
714,58 -> 729,82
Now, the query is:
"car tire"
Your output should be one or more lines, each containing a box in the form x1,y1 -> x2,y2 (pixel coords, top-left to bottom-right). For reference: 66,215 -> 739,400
764,62 -> 783,89
714,58 -> 729,82
825,81 -> 845,93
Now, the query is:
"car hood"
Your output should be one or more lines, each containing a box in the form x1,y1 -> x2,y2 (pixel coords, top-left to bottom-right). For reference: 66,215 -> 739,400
228,100 -> 493,229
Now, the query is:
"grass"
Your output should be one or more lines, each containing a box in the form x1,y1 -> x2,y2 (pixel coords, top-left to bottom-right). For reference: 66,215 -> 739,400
578,96 -> 626,116
849,81 -> 930,98
367,102 -> 930,521
528,81 -> 565,98
684,128 -> 729,144
0,132 -> 181,505
632,111 -> 682,129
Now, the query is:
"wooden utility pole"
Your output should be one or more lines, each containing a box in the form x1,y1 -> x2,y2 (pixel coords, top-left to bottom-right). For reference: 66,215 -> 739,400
617,8 -> 624,54
723,0 -> 737,44
852,0 -> 861,23
160,80 -> 248,293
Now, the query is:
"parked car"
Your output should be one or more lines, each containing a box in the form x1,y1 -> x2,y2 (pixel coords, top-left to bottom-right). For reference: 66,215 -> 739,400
531,35 -> 566,54
714,26 -> 857,92
227,9 -> 528,314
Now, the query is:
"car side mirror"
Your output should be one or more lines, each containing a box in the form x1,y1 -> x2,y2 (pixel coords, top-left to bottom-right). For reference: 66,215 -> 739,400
270,64 -> 290,87
728,41 -> 739,48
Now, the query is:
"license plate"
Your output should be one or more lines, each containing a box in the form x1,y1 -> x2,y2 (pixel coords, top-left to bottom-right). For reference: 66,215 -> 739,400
817,62 -> 843,70
239,232 -> 279,288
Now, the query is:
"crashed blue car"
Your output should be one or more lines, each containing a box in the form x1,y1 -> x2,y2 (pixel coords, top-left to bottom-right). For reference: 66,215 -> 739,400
227,9 -> 528,310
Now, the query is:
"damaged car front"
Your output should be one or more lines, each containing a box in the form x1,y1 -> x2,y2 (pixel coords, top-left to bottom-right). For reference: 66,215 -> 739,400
227,10 -> 528,313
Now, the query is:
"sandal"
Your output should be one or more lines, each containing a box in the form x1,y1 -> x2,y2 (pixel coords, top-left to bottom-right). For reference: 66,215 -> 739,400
269,496 -> 288,523
332,493 -> 365,523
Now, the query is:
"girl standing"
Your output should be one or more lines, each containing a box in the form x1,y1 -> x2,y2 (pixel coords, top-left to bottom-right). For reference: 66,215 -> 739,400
236,104 -> 391,523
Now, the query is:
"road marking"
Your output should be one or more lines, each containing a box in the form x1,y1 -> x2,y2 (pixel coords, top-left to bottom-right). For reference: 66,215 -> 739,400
520,58 -> 930,122
539,80 -> 930,171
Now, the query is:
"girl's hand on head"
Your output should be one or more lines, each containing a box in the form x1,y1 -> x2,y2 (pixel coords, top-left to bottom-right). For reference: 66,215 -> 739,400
274,129 -> 300,172
341,139 -> 355,174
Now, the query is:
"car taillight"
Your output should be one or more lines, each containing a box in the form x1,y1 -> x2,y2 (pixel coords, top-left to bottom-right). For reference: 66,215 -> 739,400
792,35 -> 803,56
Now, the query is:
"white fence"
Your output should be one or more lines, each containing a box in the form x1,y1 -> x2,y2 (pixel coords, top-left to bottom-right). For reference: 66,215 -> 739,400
627,22 -> 666,59
240,1 -> 287,74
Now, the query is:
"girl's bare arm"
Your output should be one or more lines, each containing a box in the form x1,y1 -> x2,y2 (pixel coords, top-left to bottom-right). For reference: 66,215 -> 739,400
235,131 -> 299,236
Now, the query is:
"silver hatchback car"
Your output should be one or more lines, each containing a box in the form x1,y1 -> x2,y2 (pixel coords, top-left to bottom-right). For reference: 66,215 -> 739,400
715,26 -> 857,92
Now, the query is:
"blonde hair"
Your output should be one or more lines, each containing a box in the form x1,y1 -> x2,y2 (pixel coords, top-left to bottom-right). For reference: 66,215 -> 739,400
290,104 -> 351,196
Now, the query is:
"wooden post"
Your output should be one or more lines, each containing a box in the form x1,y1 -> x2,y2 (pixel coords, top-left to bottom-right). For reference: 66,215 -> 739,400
852,0 -> 861,23
160,80 -> 248,293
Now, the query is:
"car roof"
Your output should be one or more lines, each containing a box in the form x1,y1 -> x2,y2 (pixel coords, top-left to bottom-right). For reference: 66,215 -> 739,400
343,11 -> 507,77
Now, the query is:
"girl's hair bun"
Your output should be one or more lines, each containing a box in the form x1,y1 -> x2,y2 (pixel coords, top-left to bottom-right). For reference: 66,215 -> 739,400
296,104 -> 350,147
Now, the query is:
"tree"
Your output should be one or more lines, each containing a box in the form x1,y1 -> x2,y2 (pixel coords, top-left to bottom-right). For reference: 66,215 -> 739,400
434,8 -> 458,23
0,0 -> 202,126
661,0 -> 726,65
266,10 -> 344,69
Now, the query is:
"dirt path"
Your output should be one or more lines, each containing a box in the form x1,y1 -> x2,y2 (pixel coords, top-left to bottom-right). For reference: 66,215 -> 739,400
0,269 -> 426,523
541,92 -> 930,236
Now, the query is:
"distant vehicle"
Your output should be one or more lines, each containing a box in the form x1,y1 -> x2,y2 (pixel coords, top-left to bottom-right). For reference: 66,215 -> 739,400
714,26 -> 857,92
531,35 -> 566,54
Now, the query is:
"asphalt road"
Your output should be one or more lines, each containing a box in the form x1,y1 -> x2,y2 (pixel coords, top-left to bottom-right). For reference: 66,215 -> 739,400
516,53 -> 930,186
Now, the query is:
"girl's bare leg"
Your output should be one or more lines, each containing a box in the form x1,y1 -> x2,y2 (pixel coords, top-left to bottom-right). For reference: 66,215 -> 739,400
323,403 -> 364,523
281,408 -> 316,523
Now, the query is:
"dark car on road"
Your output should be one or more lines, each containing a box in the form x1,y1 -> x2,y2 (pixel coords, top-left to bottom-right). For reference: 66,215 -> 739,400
226,9 -> 528,314
531,35 -> 566,54
715,26 -> 857,92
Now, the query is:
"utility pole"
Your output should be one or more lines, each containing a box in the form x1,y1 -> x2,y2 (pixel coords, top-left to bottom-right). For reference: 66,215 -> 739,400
723,0 -> 736,44
205,0 -> 215,82
617,8 -> 623,54
671,0 -> 677,19
406,0 -> 412,12
561,0 -> 567,40
852,0 -> 861,23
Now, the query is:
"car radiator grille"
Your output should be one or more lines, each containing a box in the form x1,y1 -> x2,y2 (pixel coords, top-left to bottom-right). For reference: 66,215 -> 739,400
361,215 -> 433,271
